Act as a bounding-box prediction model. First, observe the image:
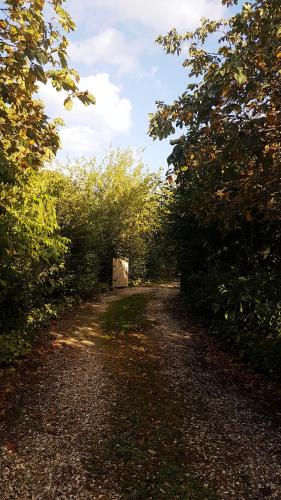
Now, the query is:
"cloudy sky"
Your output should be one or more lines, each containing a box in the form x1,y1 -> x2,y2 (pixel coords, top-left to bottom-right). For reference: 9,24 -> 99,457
42,0 -> 238,170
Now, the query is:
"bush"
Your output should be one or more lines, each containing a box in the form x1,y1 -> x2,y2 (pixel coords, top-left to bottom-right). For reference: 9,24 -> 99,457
183,262 -> 281,377
0,170 -> 67,335
46,150 -> 164,293
149,0 -> 281,378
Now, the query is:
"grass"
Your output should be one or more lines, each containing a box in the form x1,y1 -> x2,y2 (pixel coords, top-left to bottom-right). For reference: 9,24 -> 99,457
112,436 -> 147,461
95,291 -> 218,499
101,293 -> 151,334
110,435 -> 217,499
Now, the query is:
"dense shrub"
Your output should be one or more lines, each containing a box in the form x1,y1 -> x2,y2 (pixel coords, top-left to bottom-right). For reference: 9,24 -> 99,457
0,169 -> 67,361
0,144 -> 172,364
45,150 -> 164,294
0,0 -> 94,363
150,0 -> 281,377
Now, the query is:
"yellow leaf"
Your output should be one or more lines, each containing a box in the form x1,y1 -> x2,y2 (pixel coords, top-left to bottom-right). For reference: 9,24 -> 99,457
64,96 -> 73,111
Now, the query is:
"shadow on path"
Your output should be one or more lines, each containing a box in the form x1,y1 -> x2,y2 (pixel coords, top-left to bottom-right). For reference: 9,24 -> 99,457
0,285 -> 281,499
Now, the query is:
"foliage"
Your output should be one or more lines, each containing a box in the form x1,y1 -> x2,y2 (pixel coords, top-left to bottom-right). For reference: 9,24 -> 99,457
45,149 -> 164,297
146,179 -> 177,280
0,169 -> 67,362
0,0 -> 95,363
0,144 -> 169,363
0,0 -> 95,179
0,331 -> 32,365
149,0 -> 281,376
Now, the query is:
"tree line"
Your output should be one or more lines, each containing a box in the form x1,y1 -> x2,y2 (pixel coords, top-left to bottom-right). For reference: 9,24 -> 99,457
0,1 -> 174,363
1,0 -> 281,380
150,0 -> 281,377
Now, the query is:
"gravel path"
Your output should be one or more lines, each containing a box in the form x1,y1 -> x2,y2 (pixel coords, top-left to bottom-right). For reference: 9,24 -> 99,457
1,285 -> 281,499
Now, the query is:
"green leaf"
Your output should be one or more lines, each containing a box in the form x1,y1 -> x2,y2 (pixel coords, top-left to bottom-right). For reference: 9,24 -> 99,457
234,69 -> 248,85
77,91 -> 96,106
32,64 -> 47,83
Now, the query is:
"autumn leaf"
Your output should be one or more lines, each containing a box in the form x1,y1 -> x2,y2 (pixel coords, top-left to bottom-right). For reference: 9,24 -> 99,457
64,96 -> 73,111
234,69 -> 248,85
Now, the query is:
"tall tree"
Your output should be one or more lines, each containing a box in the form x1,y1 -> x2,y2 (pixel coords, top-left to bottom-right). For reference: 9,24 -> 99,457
0,0 -> 95,180
0,1 -> 94,361
46,150 -> 163,289
149,0 -> 281,228
149,0 -> 281,377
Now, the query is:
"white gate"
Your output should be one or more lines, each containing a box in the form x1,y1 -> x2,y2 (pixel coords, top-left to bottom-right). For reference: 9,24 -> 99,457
112,258 -> 129,288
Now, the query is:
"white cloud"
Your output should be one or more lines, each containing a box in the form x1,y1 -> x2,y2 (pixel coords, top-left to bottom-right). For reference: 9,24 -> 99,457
60,126 -> 108,157
69,29 -> 139,74
69,0 -> 224,32
39,73 -> 132,158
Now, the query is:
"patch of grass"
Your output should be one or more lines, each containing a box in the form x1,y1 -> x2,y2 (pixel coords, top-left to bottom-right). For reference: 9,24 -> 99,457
102,293 -> 151,334
112,437 -> 147,461
129,469 -> 217,500
151,464 -> 217,500
170,477 -> 218,500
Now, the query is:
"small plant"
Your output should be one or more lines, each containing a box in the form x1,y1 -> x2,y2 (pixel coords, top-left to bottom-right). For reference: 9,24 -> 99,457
102,293 -> 151,334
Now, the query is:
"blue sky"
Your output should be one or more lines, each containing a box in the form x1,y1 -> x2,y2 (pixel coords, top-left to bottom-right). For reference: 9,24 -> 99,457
41,0 -> 239,171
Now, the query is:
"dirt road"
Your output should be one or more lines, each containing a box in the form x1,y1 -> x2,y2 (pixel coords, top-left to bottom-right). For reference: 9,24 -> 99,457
1,285 -> 281,499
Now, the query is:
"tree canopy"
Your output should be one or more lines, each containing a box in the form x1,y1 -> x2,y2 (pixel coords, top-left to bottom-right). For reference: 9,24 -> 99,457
46,150 -> 164,290
0,0 -> 95,180
149,0 -> 281,377
149,0 -> 280,228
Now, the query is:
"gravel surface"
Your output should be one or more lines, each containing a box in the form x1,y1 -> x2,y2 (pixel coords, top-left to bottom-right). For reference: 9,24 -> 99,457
0,285 -> 281,499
